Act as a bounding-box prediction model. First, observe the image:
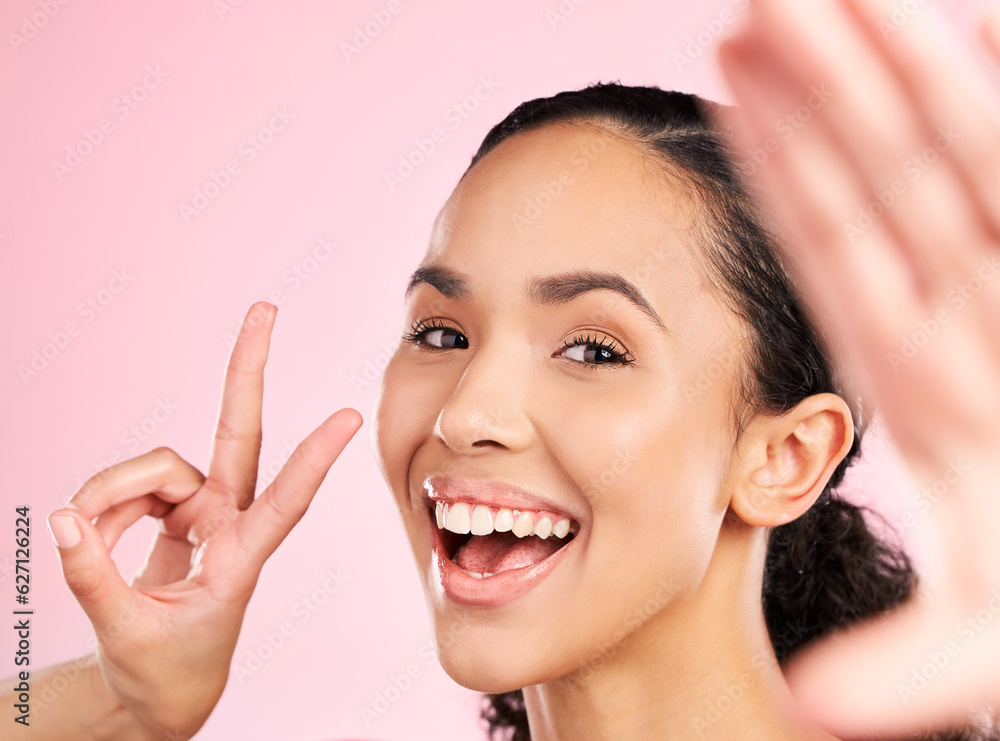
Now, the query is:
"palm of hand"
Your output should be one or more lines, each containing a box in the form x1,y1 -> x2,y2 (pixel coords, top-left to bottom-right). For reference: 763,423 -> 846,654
716,0 -> 1000,736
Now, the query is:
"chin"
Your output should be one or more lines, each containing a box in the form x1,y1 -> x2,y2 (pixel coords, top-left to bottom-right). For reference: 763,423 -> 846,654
437,651 -> 524,694
432,625 -> 548,694
426,595 -> 594,695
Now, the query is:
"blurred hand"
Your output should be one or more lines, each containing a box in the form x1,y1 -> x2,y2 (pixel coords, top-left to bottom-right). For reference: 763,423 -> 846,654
714,0 -> 1000,736
46,302 -> 362,740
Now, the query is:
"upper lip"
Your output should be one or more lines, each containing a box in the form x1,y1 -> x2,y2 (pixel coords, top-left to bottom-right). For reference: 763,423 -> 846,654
422,474 -> 581,523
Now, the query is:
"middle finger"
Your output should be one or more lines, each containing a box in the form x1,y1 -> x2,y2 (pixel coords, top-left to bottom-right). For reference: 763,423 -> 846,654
207,301 -> 276,509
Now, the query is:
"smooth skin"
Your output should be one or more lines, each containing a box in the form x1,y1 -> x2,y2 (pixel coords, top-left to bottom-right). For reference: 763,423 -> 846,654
0,304 -> 362,740
3,0 -> 1000,738
371,120 -> 851,741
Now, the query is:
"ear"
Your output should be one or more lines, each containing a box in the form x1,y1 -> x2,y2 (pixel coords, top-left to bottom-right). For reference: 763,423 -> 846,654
730,393 -> 854,527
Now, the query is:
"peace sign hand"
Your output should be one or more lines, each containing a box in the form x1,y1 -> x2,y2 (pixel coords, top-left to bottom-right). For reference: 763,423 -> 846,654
46,302 -> 362,740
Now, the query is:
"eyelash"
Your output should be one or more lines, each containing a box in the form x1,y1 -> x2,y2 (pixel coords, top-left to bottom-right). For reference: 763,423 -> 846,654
401,319 -> 635,369
557,332 -> 635,369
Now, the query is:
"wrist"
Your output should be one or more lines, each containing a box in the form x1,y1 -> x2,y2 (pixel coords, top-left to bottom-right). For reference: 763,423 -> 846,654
80,655 -> 155,741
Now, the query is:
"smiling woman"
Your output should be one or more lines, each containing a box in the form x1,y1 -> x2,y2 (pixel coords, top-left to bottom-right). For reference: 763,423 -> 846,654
370,83 -> 997,741
5,0 -> 1000,739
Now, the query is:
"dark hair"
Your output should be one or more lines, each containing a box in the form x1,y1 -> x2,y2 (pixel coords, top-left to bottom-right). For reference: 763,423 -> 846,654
463,82 -> 997,741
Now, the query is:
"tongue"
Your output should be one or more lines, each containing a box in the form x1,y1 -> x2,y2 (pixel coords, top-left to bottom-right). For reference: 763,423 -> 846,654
455,531 -> 564,574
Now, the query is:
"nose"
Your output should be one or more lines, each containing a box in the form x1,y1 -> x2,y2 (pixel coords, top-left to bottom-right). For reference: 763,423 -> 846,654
433,340 -> 536,455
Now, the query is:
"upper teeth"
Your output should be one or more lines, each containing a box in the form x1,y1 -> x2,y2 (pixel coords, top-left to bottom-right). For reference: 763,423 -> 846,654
436,501 -> 573,539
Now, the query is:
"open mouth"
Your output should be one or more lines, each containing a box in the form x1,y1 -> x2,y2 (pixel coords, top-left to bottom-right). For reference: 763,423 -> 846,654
432,500 -> 579,578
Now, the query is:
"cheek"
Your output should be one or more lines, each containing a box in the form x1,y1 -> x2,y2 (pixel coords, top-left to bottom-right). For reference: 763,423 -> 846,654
372,356 -> 445,596
540,369 -> 733,608
372,355 -> 442,507
543,368 -> 731,527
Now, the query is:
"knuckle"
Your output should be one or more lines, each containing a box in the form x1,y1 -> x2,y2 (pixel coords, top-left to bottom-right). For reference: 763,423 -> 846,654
197,503 -> 239,540
213,418 -> 239,442
66,565 -> 106,601
214,417 -> 262,445
149,445 -> 180,464
290,439 -> 323,476
77,467 -> 114,496
226,358 -> 260,378
265,482 -> 304,524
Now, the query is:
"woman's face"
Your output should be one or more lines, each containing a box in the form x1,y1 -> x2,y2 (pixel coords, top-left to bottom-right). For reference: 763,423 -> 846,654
372,122 -> 749,691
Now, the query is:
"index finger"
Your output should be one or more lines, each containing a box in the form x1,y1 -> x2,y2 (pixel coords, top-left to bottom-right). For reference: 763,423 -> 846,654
233,407 -> 363,574
207,302 -> 276,510
67,446 -> 205,519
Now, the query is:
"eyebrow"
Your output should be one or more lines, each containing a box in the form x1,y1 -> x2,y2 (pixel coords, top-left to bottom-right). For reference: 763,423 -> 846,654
404,264 -> 668,333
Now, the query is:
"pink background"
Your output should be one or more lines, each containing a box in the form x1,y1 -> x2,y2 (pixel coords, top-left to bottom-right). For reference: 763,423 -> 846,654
0,1 -> 990,739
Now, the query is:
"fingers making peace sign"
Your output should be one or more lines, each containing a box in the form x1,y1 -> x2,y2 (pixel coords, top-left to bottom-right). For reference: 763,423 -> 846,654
44,302 -> 362,740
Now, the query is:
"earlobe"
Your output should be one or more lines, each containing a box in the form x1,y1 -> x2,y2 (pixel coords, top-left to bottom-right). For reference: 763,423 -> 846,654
731,393 -> 854,528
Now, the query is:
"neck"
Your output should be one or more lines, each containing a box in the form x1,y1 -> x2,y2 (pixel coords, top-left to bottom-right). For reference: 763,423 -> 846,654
521,522 -> 838,741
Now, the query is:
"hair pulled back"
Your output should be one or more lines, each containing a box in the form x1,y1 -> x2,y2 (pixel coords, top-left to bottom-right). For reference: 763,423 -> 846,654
463,82 -> 996,741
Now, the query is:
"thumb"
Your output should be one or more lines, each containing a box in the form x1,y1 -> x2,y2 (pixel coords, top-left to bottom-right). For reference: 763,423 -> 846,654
47,508 -> 134,635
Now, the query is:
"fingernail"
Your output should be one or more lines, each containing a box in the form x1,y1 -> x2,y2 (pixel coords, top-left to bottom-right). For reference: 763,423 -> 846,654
48,516 -> 81,548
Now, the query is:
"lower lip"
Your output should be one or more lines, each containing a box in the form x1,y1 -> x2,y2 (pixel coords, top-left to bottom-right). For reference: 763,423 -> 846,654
428,510 -> 577,608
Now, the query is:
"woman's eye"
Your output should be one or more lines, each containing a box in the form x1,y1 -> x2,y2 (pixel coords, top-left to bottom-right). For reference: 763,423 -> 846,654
557,335 -> 634,368
402,320 -> 468,350
404,321 -> 631,368
422,328 -> 467,349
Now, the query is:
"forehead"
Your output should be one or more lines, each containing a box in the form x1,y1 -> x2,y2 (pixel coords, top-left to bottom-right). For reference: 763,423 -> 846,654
424,123 -> 708,300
